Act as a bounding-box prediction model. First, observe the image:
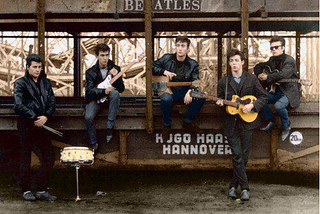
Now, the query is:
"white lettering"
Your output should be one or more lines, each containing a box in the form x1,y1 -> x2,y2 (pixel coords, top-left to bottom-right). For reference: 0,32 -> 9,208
154,0 -> 163,10
215,134 -> 223,144
183,0 -> 191,10
167,134 -> 173,143
174,133 -> 182,143
197,133 -> 205,144
163,0 -> 173,9
163,145 -> 171,154
225,145 -> 232,155
192,0 -> 200,10
173,0 -> 182,10
199,145 -> 207,155
172,145 -> 180,154
209,145 -> 216,154
136,0 -> 144,11
181,145 -> 189,155
184,133 -> 191,144
190,145 -> 198,154
218,145 -> 224,154
206,134 -> 214,144
125,0 -> 134,11
156,133 -> 163,143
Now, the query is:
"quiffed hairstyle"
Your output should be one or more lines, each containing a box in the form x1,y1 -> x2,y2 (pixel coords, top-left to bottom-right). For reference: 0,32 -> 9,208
94,43 -> 111,56
227,49 -> 245,61
270,36 -> 286,47
26,54 -> 42,67
175,36 -> 191,48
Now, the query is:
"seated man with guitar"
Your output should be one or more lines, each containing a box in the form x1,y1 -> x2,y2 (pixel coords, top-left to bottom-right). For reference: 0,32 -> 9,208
152,36 -> 205,141
216,49 -> 267,201
256,36 -> 301,141
84,44 -> 125,151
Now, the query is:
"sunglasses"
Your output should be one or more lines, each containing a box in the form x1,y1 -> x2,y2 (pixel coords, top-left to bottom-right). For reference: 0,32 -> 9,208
270,45 -> 282,51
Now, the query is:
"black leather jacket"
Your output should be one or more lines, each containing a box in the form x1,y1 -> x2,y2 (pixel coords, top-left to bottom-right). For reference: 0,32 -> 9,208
85,60 -> 125,102
14,68 -> 56,129
152,53 -> 200,83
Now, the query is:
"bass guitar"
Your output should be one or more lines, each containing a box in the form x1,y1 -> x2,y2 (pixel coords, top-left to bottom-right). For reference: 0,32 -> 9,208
152,75 -> 201,95
190,91 -> 258,123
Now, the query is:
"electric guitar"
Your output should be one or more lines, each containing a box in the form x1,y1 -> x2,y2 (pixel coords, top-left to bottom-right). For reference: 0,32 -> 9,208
190,91 -> 258,123
152,75 -> 202,95
97,53 -> 145,103
262,65 -> 312,93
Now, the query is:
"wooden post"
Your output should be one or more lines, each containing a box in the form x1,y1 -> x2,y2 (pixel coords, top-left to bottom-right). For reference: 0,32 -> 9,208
296,31 -> 301,78
74,33 -> 81,97
144,0 -> 154,133
36,0 -> 45,64
218,33 -> 223,79
7,61 -> 11,93
241,0 -> 249,71
119,131 -> 130,164
270,129 -> 279,168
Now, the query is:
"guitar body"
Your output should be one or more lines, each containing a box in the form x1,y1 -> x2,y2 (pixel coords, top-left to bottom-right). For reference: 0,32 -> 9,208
152,75 -> 173,94
226,95 -> 258,123
97,75 -> 113,103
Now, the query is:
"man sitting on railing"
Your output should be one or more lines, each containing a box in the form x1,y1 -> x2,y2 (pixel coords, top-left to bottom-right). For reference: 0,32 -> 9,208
152,36 -> 205,142
84,44 -> 125,152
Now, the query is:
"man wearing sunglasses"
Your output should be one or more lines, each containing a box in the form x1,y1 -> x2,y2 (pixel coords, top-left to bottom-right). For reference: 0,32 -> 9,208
257,36 -> 300,141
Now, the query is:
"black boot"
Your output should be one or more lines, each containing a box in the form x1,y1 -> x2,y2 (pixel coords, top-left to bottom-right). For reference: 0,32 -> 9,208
260,121 -> 277,131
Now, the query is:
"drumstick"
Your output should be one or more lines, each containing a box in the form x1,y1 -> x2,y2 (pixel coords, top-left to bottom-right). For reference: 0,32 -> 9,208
43,125 -> 63,137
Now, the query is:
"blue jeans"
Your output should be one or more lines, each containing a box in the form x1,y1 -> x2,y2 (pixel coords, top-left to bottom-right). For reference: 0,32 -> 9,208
84,90 -> 120,146
263,89 -> 290,129
160,88 -> 205,127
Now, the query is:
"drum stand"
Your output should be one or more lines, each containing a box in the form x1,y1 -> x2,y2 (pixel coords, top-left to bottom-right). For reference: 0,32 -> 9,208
63,163 -> 94,202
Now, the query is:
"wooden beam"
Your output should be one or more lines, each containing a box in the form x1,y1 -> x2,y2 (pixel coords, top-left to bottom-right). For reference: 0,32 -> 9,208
241,0 -> 249,71
74,33 -> 81,97
217,33 -> 223,80
119,131 -> 130,164
144,0 -> 154,133
270,129 -> 279,168
296,31 -> 301,78
36,0 -> 45,63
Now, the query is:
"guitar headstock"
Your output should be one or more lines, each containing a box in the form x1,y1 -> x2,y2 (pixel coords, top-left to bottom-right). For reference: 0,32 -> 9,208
190,90 -> 205,99
137,52 -> 146,62
300,79 -> 312,86
192,80 -> 202,88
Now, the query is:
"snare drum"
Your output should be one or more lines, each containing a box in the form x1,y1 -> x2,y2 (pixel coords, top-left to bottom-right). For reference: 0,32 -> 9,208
60,147 -> 94,165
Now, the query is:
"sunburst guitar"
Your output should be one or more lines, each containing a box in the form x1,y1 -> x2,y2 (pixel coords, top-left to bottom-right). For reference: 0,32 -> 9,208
190,91 -> 258,123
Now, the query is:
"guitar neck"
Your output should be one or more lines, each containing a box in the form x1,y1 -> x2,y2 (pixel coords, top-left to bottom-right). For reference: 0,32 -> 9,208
277,79 -> 299,83
110,60 -> 137,84
167,82 -> 193,87
205,95 -> 238,107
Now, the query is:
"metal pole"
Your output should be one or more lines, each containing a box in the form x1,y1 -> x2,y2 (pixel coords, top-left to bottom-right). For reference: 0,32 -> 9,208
144,0 -> 154,133
75,165 -> 80,202
241,0 -> 249,71
36,0 -> 45,64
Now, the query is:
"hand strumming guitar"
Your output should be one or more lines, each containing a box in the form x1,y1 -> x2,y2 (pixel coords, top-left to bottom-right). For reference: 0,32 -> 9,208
163,70 -> 176,80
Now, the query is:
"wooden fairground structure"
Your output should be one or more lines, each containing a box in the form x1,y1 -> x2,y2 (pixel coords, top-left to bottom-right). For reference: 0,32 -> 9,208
0,0 -> 318,173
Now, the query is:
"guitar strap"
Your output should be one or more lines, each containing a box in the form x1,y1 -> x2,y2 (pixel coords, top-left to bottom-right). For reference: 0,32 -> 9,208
225,76 -> 228,100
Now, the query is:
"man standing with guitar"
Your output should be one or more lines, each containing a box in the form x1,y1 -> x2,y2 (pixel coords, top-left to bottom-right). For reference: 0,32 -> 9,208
216,50 -> 267,201
84,44 -> 125,151
257,36 -> 300,141
152,36 -> 205,142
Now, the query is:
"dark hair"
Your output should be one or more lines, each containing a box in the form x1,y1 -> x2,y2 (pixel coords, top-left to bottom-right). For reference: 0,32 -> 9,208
94,43 -> 111,56
227,49 -> 245,61
175,36 -> 191,48
270,36 -> 286,46
26,54 -> 42,67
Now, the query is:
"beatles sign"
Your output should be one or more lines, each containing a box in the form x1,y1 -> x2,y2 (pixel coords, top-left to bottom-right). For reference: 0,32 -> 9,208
124,0 -> 201,12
